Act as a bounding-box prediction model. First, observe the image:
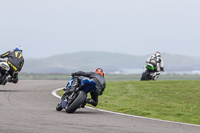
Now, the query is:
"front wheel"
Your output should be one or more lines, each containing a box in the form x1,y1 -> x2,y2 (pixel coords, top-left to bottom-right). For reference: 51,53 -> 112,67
56,102 -> 62,111
65,91 -> 86,113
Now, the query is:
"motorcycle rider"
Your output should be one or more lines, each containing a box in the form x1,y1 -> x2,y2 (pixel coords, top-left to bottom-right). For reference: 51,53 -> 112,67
66,68 -> 106,107
146,52 -> 164,80
0,45 -> 24,85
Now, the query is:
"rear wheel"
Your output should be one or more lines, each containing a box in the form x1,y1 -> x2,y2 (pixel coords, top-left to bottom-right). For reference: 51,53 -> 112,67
65,91 -> 86,113
141,70 -> 151,81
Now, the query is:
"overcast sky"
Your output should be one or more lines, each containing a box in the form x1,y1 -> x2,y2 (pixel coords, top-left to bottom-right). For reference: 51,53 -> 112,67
0,0 -> 200,58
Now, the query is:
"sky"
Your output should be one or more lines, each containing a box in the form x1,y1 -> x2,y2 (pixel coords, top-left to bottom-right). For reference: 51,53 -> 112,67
0,0 -> 200,58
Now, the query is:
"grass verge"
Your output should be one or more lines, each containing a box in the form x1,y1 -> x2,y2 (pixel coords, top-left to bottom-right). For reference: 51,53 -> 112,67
59,80 -> 200,125
19,73 -> 200,81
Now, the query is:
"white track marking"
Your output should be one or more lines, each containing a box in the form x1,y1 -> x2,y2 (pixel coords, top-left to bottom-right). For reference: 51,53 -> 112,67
52,88 -> 200,127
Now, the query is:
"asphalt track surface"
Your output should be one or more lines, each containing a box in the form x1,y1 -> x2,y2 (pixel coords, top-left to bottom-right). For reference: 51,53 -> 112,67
0,80 -> 199,133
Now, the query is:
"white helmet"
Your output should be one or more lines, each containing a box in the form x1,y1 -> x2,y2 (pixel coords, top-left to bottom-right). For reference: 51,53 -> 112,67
13,45 -> 23,52
155,52 -> 161,57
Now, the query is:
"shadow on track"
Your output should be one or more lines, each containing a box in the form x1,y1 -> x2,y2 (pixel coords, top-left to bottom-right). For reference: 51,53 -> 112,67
56,110 -> 100,115
0,90 -> 30,92
73,110 -> 100,114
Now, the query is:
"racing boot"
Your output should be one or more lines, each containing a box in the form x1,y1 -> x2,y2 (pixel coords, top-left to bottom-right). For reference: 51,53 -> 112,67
153,72 -> 160,80
80,100 -> 87,108
86,98 -> 97,107
153,75 -> 159,80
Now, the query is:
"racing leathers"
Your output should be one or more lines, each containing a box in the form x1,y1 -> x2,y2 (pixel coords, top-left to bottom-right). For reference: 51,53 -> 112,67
0,50 -> 24,84
71,71 -> 106,107
146,54 -> 164,79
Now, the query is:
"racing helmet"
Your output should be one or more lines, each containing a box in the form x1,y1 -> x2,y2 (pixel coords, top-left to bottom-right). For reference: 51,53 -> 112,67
94,68 -> 104,77
155,52 -> 161,57
13,45 -> 23,52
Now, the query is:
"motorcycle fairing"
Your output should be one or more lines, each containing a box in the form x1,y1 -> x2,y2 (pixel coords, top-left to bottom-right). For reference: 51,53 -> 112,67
146,64 -> 154,70
79,78 -> 97,93
0,62 -> 10,71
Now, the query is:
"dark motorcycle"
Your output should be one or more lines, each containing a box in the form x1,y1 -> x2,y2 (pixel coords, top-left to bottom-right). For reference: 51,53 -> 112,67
0,60 -> 10,85
56,76 -> 97,113
140,63 -> 158,81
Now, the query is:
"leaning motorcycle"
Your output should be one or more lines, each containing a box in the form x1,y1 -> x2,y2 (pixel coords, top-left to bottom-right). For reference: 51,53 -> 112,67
140,63 -> 158,81
56,76 -> 97,113
0,59 -> 10,85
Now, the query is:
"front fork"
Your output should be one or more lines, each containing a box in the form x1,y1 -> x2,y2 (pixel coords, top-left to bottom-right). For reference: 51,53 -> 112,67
61,90 -> 77,109
61,97 -> 68,109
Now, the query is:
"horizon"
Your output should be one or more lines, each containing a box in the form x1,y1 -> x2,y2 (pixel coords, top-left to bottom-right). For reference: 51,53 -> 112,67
25,51 -> 200,59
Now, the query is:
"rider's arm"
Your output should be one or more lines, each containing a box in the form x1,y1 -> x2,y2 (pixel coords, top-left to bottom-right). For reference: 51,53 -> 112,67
73,71 -> 92,77
0,51 -> 11,58
100,82 -> 106,95
19,58 -> 24,71
146,55 -> 152,63
159,58 -> 164,71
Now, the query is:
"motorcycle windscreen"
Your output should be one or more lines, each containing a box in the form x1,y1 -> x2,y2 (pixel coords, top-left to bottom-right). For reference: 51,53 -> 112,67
80,79 -> 97,93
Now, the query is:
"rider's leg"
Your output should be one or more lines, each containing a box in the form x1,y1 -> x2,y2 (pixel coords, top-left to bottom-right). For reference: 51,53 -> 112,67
153,71 -> 160,80
87,90 -> 98,106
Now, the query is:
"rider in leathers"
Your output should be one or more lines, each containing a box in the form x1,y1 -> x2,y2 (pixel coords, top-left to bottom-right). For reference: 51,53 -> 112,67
70,68 -> 106,107
0,46 -> 24,85
146,52 -> 164,80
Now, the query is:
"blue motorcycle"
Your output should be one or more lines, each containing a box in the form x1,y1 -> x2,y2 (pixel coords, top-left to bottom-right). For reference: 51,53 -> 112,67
56,76 -> 97,113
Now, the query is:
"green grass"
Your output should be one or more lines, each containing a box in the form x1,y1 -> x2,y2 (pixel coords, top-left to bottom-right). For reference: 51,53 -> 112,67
60,80 -> 200,125
19,73 -> 200,81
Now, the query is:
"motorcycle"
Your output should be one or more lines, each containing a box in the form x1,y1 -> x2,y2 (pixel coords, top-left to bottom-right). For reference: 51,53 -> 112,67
0,59 -> 10,85
140,63 -> 159,81
56,76 -> 97,113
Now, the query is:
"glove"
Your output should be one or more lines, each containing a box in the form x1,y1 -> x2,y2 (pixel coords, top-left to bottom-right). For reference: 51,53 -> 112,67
71,73 -> 76,77
99,88 -> 105,95
100,91 -> 103,95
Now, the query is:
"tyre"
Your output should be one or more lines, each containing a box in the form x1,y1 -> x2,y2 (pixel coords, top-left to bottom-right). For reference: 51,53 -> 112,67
65,91 -> 86,113
141,70 -> 150,81
56,102 -> 63,111
0,73 -> 5,85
